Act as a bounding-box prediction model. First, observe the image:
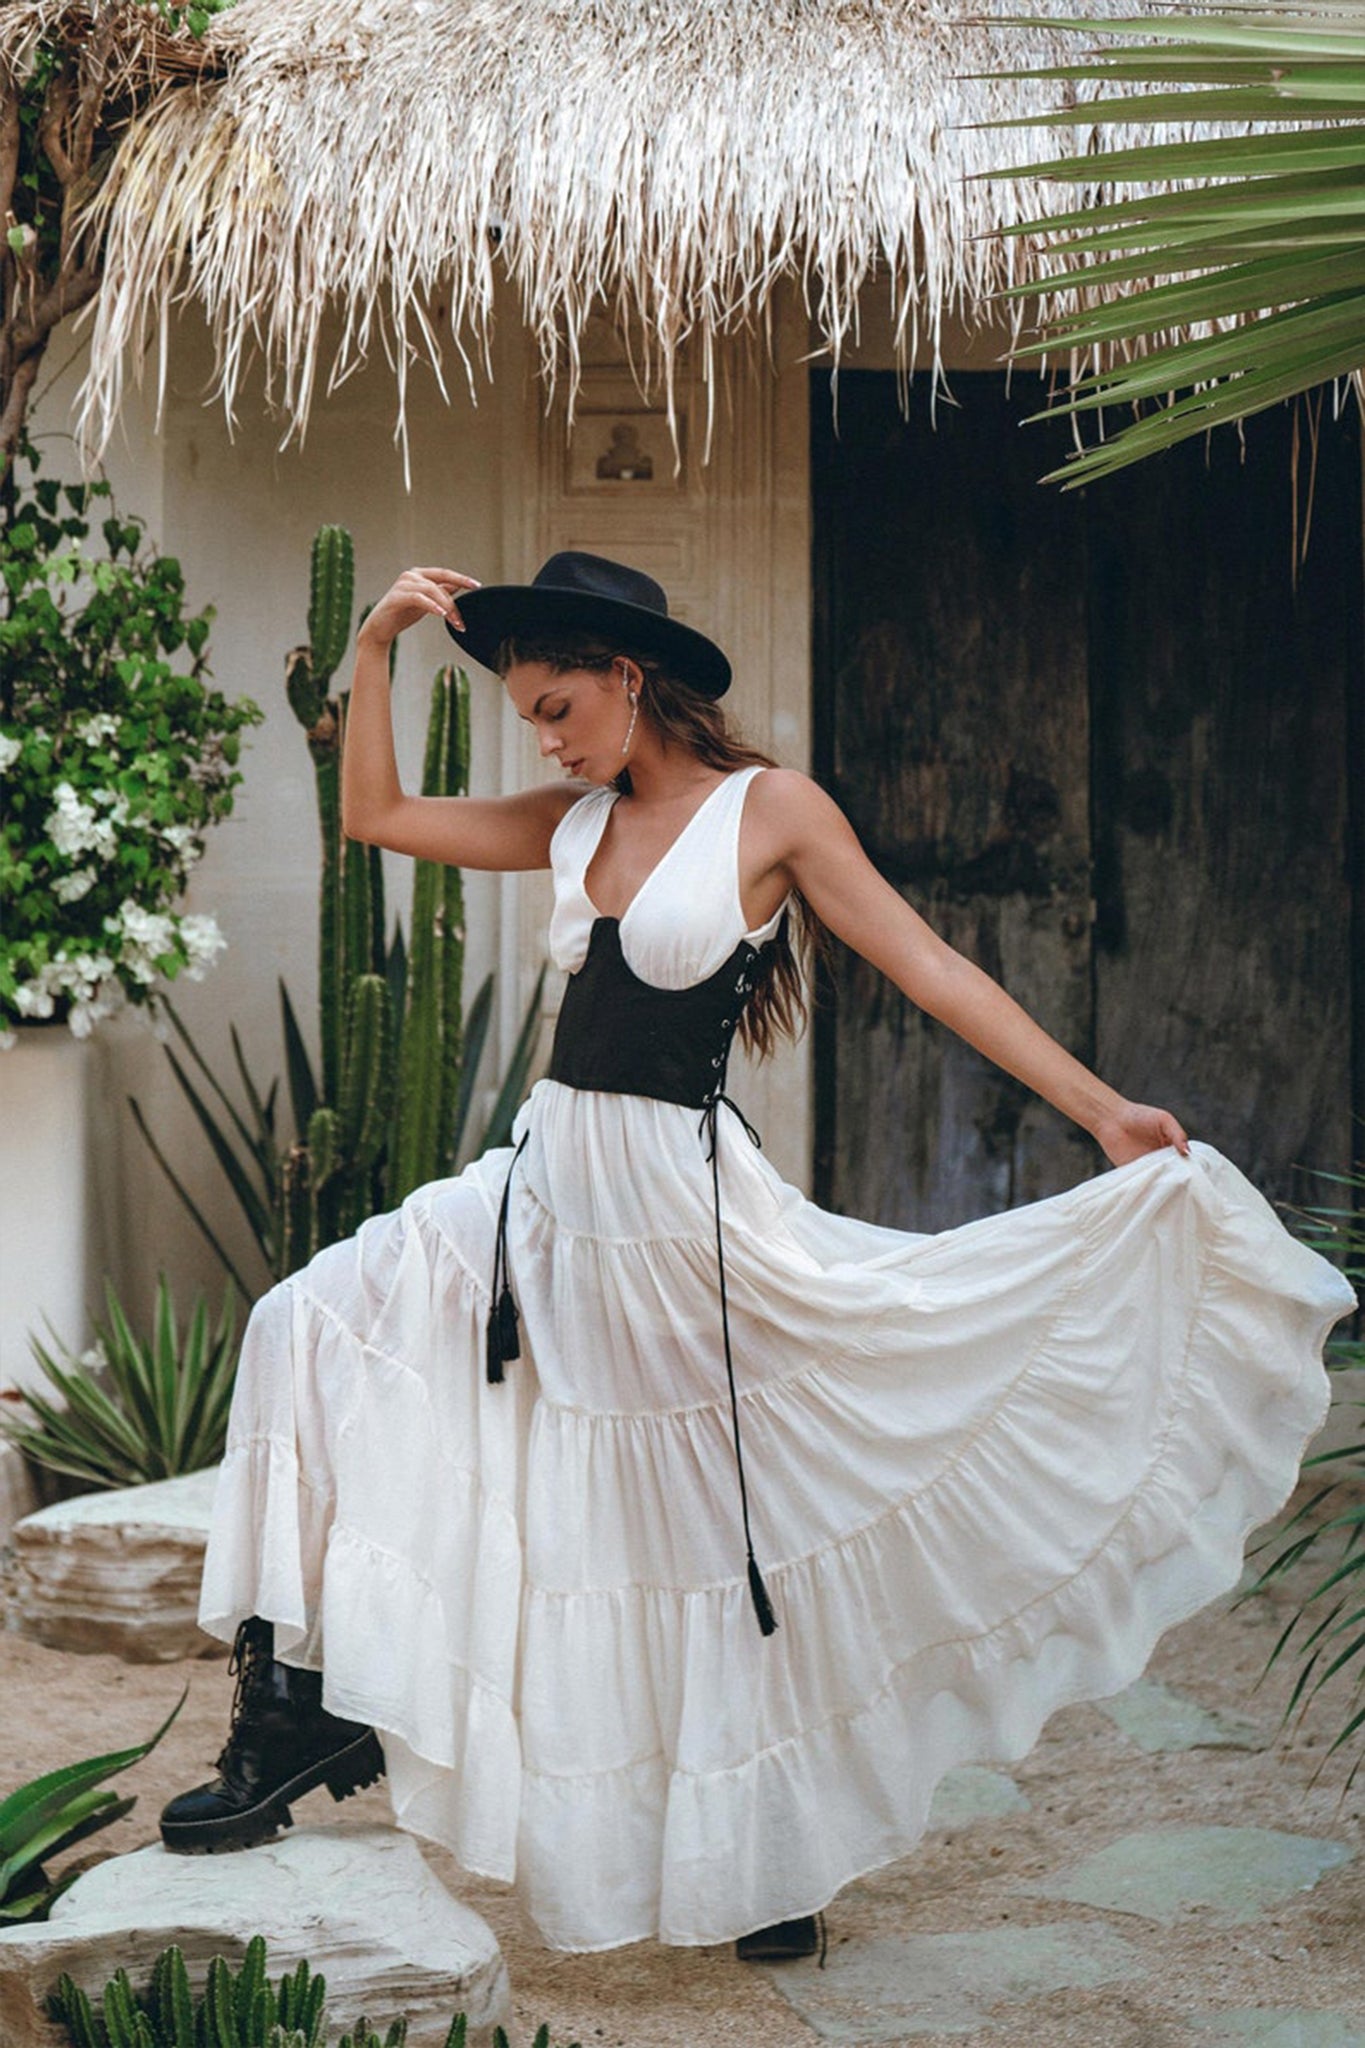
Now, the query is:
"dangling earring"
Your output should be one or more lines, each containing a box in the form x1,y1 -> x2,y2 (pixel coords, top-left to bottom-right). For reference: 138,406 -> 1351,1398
620,671 -> 639,758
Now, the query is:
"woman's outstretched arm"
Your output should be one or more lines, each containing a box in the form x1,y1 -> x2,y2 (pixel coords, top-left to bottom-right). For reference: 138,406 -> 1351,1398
341,565 -> 575,868
751,770 -> 1189,1167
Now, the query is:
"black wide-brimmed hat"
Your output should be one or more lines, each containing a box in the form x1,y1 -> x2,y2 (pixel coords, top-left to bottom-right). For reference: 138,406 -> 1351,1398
444,551 -> 732,699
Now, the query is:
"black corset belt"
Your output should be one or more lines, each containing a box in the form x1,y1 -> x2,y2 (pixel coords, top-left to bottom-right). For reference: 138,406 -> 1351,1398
486,917 -> 778,1638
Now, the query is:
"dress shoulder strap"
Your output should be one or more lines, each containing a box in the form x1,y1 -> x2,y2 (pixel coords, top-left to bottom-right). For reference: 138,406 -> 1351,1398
549,785 -> 616,882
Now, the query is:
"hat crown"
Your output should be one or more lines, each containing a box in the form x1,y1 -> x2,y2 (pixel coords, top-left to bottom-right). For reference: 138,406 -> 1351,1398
532,552 -> 670,622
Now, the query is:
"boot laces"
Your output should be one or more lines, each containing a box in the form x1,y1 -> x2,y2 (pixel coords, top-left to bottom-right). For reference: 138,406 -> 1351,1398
215,1619 -> 276,1774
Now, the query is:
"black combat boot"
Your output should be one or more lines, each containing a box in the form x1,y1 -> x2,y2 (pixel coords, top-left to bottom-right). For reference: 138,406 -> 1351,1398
159,1617 -> 385,1854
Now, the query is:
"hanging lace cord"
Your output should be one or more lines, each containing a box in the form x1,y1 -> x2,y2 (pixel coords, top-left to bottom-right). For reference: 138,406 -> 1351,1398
487,1132 -> 530,1382
701,1083 -> 778,1638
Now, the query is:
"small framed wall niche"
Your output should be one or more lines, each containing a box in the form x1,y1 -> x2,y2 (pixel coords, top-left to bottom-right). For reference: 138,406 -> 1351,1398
565,404 -> 687,495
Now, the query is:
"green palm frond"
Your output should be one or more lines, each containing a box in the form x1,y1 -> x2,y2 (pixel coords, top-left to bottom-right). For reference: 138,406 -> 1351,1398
991,7 -> 1365,483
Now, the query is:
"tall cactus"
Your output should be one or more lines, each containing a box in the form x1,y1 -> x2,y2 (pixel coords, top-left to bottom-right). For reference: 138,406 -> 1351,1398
285,525 -> 358,1104
277,527 -> 479,1274
390,666 -> 470,1199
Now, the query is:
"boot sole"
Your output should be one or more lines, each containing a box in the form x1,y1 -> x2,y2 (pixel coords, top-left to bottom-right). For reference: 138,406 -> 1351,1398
159,1728 -> 385,1855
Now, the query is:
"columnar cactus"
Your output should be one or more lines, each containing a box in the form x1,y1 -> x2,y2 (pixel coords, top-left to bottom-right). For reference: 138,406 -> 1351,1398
286,524 -> 359,1104
50,1938 -> 330,2048
390,666 -> 469,1199
50,1939 -> 556,2048
277,528 -> 474,1273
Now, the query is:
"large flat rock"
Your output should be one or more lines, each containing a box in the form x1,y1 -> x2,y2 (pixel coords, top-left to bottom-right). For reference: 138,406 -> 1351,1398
0,1825 -> 510,2048
0,1440 -> 39,1546
2,1467 -> 221,1661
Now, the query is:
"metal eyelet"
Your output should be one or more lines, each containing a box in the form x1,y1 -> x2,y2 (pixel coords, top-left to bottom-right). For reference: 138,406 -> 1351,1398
711,1054 -> 723,1068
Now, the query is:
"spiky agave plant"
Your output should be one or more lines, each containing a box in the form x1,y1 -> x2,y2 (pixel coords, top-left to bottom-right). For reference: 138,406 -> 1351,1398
0,1274 -> 239,1490
0,1694 -> 182,1925
993,5 -> 1365,484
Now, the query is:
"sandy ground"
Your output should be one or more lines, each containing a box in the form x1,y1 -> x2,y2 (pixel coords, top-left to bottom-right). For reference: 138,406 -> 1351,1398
4,1477 -> 1365,2048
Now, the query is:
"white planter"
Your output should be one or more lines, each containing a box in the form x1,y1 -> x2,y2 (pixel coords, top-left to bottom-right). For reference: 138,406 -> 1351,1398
0,1024 -> 96,1395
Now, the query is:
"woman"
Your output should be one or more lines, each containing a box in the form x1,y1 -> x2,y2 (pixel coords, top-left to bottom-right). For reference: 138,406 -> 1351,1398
163,552 -> 1354,1962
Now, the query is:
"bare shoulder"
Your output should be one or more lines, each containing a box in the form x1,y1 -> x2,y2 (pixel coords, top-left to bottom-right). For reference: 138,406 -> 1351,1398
746,766 -> 850,855
525,778 -> 593,825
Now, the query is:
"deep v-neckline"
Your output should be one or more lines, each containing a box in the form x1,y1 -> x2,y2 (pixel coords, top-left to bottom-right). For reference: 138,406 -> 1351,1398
581,773 -> 740,928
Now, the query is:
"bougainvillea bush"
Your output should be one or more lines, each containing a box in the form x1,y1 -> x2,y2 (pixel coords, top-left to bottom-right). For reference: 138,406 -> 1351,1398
0,446 -> 262,1046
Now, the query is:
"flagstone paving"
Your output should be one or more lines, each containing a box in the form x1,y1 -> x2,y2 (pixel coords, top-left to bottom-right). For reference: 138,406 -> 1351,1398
926,1768 -> 1033,1827
1095,1676 -> 1269,1753
748,1924 -> 1145,2042
1017,1825 -> 1355,1926
1186,2015 -> 1365,2047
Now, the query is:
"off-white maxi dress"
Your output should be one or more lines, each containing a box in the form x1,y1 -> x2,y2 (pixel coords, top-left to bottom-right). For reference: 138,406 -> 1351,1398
200,765 -> 1356,1952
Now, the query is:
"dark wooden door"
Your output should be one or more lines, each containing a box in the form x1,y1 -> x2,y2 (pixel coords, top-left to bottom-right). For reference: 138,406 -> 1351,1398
812,372 -> 1360,1227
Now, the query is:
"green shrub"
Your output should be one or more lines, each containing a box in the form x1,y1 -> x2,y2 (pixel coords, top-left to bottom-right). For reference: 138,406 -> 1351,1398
0,446 -> 262,1046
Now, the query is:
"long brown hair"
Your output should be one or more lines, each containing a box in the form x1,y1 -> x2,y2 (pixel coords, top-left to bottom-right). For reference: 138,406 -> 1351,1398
499,632 -> 821,1059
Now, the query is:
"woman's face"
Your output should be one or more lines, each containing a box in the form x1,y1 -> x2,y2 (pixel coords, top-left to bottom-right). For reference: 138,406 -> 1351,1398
503,659 -> 635,784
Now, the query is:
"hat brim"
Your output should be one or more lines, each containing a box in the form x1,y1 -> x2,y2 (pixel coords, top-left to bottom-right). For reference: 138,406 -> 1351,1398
444,585 -> 731,699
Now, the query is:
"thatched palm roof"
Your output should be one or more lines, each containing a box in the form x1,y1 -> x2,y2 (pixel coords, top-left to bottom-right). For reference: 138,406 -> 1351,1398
5,0 -> 1171,461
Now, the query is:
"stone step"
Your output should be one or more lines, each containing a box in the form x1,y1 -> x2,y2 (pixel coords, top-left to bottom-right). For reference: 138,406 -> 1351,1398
2,1467 -> 221,1661
0,1824 -> 510,2048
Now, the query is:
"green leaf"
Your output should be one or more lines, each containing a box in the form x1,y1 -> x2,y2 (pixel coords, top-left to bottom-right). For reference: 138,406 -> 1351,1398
0,1694 -> 185,1847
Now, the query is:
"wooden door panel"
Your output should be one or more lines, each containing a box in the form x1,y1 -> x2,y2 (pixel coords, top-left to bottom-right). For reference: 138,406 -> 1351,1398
813,373 -> 1359,1226
1088,410 -> 1358,1201
813,374 -> 1096,1229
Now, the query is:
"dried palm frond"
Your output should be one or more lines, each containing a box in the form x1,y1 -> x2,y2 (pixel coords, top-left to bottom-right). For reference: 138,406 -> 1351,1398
14,0 -> 1190,469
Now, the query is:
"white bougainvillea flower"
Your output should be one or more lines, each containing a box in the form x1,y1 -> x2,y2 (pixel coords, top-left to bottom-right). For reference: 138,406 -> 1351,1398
160,822 -> 203,868
13,981 -> 57,1018
45,781 -> 121,863
76,713 -> 121,747
0,731 -> 21,773
52,869 -> 97,904
111,899 -> 177,983
180,912 -> 227,979
69,989 -> 121,1038
46,781 -> 99,856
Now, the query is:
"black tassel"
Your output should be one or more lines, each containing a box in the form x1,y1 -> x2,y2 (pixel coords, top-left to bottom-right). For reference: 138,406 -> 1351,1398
747,1555 -> 778,1637
485,1284 -> 521,1383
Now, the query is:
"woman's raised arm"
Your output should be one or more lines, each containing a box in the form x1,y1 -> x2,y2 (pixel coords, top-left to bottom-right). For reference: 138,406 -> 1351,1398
340,566 -> 576,870
750,770 -> 1189,1168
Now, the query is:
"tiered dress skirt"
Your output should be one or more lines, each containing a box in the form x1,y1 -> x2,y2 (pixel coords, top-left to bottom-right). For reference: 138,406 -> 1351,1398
200,1069 -> 1354,1951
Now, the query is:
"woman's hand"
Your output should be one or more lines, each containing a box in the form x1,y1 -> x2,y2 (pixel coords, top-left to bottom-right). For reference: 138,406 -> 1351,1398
356,567 -> 481,651
1091,1100 -> 1190,1167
